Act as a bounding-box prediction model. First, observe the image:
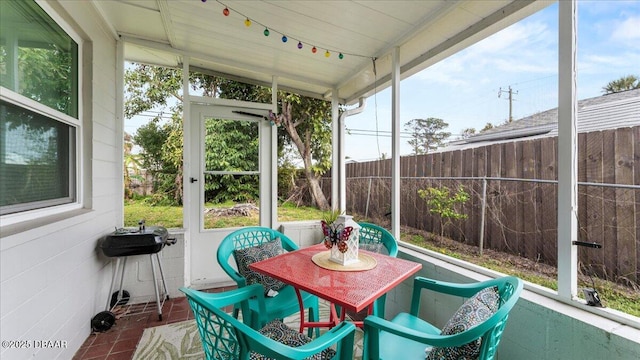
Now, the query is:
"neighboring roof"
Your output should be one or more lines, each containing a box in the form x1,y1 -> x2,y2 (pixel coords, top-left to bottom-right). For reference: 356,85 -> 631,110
445,88 -> 640,150
91,1 -> 547,105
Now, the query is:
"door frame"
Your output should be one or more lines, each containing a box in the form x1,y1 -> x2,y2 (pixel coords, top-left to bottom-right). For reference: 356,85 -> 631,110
185,97 -> 276,286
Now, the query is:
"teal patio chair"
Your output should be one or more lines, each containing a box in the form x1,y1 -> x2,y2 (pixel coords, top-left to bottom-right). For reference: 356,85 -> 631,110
363,276 -> 523,360
356,222 -> 399,317
357,222 -> 398,258
181,285 -> 356,360
217,226 -> 319,337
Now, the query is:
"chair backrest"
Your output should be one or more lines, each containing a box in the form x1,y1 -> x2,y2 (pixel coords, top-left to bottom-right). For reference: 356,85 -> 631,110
180,284 -> 356,360
181,284 -> 264,360
357,222 -> 398,257
476,276 -> 523,359
217,226 -> 299,285
411,276 -> 523,360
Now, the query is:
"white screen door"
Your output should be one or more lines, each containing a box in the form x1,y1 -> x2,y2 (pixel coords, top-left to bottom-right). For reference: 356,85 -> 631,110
187,100 -> 273,286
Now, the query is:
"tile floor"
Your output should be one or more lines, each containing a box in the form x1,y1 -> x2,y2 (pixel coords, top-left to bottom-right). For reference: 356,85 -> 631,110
73,287 -> 232,360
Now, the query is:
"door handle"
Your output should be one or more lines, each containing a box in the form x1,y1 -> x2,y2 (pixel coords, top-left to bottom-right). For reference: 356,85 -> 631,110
190,177 -> 198,183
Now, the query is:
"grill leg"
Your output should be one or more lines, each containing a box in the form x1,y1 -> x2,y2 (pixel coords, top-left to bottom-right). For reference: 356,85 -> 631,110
149,254 -> 162,321
106,258 -> 121,311
155,252 -> 170,300
116,257 -> 127,304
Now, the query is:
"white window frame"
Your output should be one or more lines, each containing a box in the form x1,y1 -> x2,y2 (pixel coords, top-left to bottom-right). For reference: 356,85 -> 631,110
0,0 -> 83,227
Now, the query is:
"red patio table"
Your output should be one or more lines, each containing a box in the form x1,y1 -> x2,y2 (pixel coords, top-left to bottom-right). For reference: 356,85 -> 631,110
249,243 -> 422,331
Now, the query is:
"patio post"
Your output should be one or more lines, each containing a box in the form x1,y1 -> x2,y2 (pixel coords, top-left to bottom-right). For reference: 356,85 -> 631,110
182,56 -> 192,286
331,89 -> 342,212
391,46 -> 401,240
557,0 -> 578,299
270,76 -> 279,227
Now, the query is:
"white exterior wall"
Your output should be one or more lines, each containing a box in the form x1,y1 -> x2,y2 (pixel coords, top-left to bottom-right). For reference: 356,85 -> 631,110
279,221 -> 324,248
114,230 -> 185,300
0,1 -> 120,359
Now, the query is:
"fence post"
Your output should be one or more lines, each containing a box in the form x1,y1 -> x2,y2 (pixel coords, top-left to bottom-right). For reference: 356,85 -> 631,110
479,177 -> 487,256
365,177 -> 372,218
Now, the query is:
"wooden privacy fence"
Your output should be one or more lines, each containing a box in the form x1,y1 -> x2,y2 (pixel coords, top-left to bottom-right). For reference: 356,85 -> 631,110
329,126 -> 640,286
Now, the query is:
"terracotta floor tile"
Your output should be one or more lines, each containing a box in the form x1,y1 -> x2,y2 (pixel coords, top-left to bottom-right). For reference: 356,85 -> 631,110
83,342 -> 113,358
83,355 -> 108,360
76,288 -> 227,359
88,332 -> 119,346
106,350 -> 135,360
117,327 -> 144,341
71,346 -> 87,360
166,309 -> 190,322
110,338 -> 138,354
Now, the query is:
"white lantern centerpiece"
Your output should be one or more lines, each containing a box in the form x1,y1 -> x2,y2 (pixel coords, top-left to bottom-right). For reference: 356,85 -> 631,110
321,214 -> 361,266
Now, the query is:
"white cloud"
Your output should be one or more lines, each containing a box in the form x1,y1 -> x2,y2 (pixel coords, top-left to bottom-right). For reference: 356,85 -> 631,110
470,21 -> 551,55
611,15 -> 640,42
579,52 -> 640,74
413,19 -> 556,86
414,59 -> 468,87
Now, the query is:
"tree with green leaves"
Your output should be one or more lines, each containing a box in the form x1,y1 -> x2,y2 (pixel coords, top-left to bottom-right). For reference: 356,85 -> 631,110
459,128 -> 476,140
602,75 -> 640,94
123,132 -> 143,199
275,93 -> 332,210
126,65 -> 264,205
404,117 -> 451,155
418,186 -> 469,237
124,63 -> 334,209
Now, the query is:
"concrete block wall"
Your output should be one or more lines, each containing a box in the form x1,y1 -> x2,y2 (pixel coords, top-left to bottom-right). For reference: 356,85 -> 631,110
388,246 -> 640,360
279,220 -> 324,248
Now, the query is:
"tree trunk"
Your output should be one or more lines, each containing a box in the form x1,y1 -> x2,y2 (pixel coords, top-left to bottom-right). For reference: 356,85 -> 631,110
281,102 -> 330,210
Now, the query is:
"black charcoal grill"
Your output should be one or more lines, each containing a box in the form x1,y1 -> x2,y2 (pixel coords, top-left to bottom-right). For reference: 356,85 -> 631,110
100,225 -> 174,257
92,221 -> 176,331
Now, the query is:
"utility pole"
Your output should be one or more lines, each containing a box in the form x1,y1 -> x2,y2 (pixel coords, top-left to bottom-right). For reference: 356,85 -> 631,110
498,86 -> 518,122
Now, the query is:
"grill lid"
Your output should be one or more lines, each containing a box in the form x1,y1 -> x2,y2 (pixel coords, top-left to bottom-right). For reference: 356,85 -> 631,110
100,226 -> 171,257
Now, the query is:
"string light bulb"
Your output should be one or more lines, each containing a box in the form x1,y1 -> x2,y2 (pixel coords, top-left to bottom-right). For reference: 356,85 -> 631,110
208,2 -> 366,61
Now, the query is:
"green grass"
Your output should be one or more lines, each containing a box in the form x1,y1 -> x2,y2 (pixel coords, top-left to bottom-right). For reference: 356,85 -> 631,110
124,200 -> 183,228
125,199 -> 326,229
402,232 -> 639,317
125,199 -> 639,317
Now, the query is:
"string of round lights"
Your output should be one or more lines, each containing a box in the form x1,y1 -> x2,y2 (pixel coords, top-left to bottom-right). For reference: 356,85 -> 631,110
201,0 -> 371,60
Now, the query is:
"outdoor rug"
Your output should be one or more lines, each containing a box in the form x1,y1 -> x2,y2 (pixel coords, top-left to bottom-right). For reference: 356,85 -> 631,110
132,301 -> 363,359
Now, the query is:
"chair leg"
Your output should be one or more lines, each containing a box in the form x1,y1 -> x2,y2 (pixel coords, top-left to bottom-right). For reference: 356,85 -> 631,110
309,305 -> 320,338
373,294 -> 387,317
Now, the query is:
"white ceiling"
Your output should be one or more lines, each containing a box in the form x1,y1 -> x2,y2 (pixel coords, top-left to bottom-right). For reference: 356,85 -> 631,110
93,0 -> 550,104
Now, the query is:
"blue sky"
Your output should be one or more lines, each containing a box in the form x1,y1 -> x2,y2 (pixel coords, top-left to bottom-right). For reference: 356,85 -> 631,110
345,1 -> 640,161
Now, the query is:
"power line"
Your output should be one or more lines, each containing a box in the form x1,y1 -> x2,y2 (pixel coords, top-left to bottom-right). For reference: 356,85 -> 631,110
347,128 -> 413,135
347,129 -> 466,139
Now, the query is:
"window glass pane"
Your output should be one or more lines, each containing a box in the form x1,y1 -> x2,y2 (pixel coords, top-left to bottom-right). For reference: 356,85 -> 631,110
0,100 -> 75,215
203,174 -> 260,229
204,118 -> 259,172
203,116 -> 260,229
0,0 -> 78,118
